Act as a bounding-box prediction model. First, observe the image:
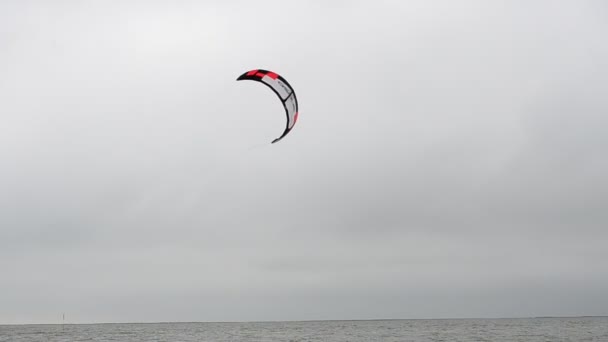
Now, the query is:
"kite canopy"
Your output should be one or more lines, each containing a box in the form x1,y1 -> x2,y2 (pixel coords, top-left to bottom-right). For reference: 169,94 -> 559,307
236,69 -> 299,144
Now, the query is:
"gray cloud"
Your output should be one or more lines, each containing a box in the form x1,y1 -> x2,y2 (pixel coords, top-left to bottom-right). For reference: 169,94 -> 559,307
1,0 -> 607,324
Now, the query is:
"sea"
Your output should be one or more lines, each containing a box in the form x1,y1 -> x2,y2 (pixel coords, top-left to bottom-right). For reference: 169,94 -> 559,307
1,317 -> 607,341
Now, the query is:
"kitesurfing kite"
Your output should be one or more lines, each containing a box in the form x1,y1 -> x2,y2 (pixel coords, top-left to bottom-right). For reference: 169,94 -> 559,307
236,69 -> 299,143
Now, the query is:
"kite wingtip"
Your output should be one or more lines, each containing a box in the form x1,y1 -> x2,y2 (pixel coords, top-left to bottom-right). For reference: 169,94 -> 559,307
271,136 -> 285,144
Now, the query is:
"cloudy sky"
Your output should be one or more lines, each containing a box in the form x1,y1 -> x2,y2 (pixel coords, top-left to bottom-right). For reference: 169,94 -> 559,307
1,0 -> 607,324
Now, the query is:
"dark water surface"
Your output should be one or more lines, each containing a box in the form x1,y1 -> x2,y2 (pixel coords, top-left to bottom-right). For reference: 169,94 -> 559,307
1,317 -> 607,341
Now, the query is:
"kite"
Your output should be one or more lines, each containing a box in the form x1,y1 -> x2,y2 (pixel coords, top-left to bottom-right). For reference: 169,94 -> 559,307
236,69 -> 299,143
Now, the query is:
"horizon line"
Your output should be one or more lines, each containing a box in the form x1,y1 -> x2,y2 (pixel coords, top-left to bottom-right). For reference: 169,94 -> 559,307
2,315 -> 607,327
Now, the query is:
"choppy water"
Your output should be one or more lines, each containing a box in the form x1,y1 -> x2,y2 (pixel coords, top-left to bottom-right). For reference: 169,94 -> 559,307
1,317 -> 607,341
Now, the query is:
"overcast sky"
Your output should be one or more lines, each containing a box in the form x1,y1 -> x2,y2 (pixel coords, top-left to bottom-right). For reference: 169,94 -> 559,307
1,0 -> 607,324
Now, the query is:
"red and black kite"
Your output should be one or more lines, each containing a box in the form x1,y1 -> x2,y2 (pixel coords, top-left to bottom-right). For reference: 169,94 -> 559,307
237,69 -> 299,144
